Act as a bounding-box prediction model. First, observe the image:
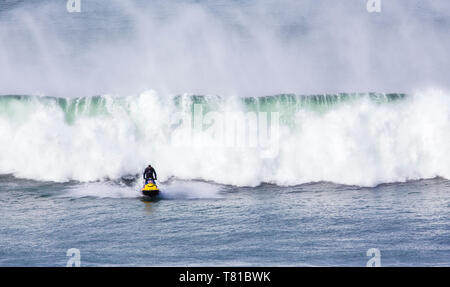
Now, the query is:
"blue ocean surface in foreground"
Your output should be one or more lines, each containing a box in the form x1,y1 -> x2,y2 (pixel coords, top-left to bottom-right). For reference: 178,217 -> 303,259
0,176 -> 449,266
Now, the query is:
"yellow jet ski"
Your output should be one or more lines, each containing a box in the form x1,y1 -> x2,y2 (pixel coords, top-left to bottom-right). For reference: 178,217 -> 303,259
141,180 -> 160,198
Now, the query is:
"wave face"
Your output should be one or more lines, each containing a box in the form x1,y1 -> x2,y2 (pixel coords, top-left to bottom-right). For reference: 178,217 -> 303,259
0,89 -> 449,186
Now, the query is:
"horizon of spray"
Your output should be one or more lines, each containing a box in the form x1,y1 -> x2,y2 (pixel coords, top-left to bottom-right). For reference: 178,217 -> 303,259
0,0 -> 449,97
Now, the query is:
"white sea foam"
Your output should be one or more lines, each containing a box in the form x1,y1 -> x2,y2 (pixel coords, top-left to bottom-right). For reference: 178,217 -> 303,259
60,179 -> 222,199
63,182 -> 140,198
0,89 -> 448,187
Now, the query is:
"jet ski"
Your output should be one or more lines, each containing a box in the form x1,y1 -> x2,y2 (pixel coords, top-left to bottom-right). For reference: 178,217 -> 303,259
141,180 -> 160,198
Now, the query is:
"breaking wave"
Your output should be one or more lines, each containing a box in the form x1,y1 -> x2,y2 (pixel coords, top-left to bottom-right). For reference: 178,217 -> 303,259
0,89 -> 449,187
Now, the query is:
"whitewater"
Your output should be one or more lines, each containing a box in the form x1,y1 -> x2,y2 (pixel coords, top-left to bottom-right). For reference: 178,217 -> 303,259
0,89 -> 448,187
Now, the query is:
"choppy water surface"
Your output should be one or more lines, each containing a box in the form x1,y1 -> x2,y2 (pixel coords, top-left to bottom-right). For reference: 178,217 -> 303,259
1,176 -> 448,266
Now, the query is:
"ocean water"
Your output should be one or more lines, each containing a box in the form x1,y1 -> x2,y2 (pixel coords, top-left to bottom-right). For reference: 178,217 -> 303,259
1,0 -> 450,266
0,175 -> 449,266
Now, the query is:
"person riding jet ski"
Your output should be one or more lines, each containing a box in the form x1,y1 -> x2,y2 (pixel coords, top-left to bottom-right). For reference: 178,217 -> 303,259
143,164 -> 157,184
142,165 -> 159,198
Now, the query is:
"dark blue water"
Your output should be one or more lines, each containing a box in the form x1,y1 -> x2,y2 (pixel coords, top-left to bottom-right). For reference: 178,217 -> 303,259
1,175 -> 449,266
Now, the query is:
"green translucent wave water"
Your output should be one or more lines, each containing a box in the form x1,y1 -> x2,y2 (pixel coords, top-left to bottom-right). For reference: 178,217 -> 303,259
0,95 -> 119,124
0,93 -> 407,125
174,93 -> 407,125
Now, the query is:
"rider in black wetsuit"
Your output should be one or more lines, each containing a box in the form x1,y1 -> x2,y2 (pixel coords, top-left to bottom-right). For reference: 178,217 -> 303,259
143,165 -> 157,184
